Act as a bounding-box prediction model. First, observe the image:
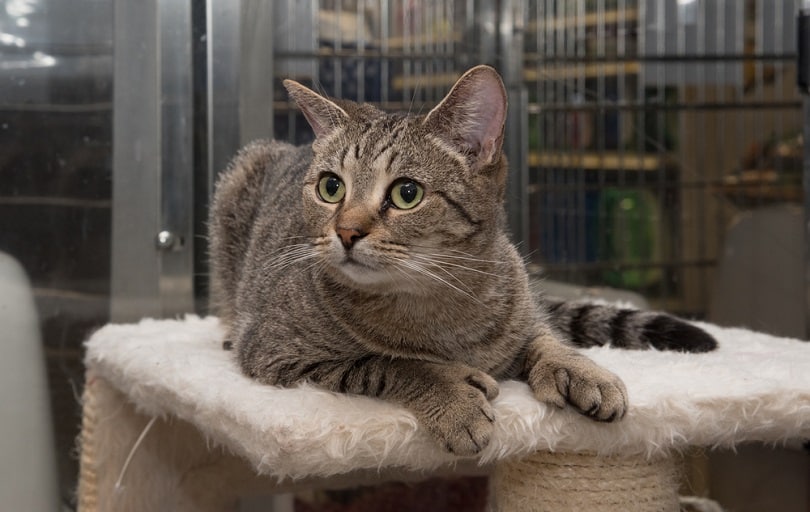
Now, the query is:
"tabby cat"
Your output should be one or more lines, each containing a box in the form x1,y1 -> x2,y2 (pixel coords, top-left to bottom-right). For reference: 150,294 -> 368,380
209,65 -> 716,456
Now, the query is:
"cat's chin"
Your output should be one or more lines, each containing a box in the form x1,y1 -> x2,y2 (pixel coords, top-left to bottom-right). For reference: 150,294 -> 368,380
329,262 -> 413,294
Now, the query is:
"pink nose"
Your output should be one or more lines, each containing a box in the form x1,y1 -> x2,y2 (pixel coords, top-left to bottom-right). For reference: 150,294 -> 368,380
335,226 -> 367,250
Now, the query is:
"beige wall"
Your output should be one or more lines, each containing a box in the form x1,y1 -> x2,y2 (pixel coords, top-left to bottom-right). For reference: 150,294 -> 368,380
675,66 -> 802,316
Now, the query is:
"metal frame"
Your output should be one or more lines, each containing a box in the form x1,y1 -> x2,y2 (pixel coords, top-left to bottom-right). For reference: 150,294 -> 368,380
235,2 -> 275,146
112,0 -> 275,319
206,0 -> 275,178
800,2 -> 810,337
111,0 -> 194,321
205,0 -> 241,188
500,0 -> 530,248
802,92 -> 810,337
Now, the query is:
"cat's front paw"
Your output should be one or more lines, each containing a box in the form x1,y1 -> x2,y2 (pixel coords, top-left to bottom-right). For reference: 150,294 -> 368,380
416,368 -> 499,456
527,353 -> 627,422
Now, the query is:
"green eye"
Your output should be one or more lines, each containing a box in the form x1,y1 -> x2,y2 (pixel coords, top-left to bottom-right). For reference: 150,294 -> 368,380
317,173 -> 345,203
389,179 -> 424,210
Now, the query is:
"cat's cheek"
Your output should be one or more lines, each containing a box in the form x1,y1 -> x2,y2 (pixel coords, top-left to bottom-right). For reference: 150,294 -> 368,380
301,198 -> 337,239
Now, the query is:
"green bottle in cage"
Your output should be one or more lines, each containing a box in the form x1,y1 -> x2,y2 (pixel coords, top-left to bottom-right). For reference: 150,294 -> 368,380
599,188 -> 664,290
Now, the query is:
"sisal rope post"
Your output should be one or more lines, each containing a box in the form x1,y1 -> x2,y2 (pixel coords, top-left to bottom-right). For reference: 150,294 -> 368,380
490,451 -> 681,512
76,375 -> 100,512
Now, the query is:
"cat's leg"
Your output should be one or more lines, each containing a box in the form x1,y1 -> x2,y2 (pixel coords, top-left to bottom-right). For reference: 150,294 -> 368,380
371,359 -> 500,456
254,353 -> 500,456
524,326 -> 627,422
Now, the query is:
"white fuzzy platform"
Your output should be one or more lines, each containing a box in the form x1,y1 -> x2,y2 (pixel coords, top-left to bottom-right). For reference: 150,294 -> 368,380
84,316 -> 810,481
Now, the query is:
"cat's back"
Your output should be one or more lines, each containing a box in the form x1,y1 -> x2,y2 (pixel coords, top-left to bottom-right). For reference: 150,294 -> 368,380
209,139 -> 312,321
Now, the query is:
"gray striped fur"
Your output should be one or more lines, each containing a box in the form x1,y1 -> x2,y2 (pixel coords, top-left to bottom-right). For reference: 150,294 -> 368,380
209,66 -> 716,455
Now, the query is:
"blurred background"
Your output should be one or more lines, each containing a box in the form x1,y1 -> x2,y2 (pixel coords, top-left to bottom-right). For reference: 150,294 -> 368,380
0,0 -> 808,510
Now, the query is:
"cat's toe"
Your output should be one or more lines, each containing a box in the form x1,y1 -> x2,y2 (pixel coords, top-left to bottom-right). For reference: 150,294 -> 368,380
575,374 -> 627,422
465,370 -> 500,400
528,356 -> 628,422
529,370 -> 567,409
439,399 -> 495,456
422,386 -> 496,456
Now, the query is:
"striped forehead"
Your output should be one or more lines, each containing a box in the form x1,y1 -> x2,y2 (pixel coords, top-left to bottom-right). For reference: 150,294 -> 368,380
338,115 -> 411,185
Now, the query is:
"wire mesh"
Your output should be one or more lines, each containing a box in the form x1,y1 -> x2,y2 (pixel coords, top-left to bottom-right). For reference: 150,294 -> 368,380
524,0 -> 803,316
271,0 -> 482,145
269,0 -> 804,318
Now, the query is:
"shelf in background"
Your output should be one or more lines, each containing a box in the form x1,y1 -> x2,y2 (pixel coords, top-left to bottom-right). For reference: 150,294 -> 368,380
527,8 -> 639,32
529,151 -> 671,171
523,61 -> 640,81
392,60 -> 640,90
381,32 -> 462,50
716,170 -> 802,205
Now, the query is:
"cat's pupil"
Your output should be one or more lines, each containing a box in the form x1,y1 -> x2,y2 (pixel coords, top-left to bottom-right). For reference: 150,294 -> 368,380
399,182 -> 418,203
325,176 -> 341,197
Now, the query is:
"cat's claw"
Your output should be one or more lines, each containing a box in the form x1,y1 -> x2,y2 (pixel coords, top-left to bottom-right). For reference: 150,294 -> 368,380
419,368 -> 499,456
528,354 -> 627,422
436,388 -> 496,456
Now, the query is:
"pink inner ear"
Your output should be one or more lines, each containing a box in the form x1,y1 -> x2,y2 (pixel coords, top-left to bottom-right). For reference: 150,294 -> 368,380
425,66 -> 507,164
452,69 -> 507,162
467,82 -> 506,147
284,80 -> 348,139
298,97 -> 347,139
300,108 -> 329,138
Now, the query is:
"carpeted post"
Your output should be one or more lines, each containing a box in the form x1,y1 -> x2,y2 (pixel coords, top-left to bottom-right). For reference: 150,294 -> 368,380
489,451 -> 681,512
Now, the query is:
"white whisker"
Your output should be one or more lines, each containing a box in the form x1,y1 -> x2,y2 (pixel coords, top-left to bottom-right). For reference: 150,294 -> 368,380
412,254 -> 506,280
409,256 -> 475,292
266,243 -> 322,274
385,259 -> 420,290
406,245 -> 504,264
393,258 -> 481,303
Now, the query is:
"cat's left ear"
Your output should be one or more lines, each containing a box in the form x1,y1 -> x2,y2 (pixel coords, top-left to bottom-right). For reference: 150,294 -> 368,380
283,80 -> 349,139
423,65 -> 507,168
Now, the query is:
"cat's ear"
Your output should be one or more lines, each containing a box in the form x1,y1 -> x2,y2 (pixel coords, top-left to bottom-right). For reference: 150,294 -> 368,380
423,65 -> 507,168
283,80 -> 349,138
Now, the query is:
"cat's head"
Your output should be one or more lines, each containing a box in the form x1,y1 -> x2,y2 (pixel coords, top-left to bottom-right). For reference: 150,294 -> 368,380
285,65 -> 509,294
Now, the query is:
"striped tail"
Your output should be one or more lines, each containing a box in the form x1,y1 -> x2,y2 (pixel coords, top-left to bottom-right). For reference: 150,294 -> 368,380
544,299 -> 718,353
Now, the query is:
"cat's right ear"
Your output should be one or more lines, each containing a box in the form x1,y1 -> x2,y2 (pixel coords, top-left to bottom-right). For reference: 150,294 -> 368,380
283,80 -> 348,139
423,65 -> 507,169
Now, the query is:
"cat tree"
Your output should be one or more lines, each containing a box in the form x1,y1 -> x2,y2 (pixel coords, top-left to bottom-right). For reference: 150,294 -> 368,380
77,316 -> 810,511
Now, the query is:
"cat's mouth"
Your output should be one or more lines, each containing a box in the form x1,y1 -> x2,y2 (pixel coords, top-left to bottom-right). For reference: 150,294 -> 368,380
341,255 -> 371,269
332,254 -> 396,288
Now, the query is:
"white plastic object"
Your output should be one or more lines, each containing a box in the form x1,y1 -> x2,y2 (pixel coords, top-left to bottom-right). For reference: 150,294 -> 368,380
0,251 -> 60,511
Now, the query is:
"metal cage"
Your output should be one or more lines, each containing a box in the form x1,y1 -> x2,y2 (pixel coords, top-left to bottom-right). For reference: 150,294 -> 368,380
261,0 -> 805,321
